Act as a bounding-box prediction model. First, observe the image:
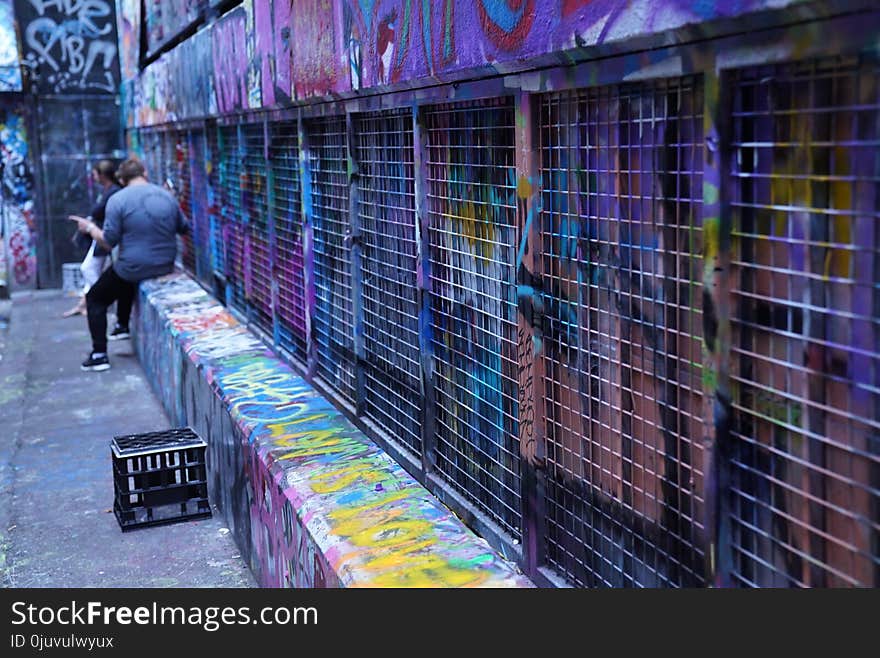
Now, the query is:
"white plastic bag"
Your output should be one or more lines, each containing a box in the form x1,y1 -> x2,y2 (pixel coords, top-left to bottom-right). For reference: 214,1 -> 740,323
80,241 -> 108,294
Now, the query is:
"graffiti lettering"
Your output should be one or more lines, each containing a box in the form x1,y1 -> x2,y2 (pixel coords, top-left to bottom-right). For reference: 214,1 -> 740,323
18,0 -> 118,93
137,274 -> 532,588
212,7 -> 250,113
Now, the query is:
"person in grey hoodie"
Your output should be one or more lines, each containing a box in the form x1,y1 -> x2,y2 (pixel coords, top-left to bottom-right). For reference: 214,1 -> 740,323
72,157 -> 189,371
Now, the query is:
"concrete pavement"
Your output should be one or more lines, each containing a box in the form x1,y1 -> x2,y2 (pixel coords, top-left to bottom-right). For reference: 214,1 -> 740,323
0,289 -> 255,587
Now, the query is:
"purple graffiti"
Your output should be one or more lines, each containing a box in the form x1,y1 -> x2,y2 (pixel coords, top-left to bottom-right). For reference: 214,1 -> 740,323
212,7 -> 249,113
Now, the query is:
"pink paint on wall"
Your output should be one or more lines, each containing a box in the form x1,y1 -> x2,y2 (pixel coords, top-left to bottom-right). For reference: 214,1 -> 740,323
128,0 -> 809,125
292,0 -> 350,99
255,0 -> 276,107
274,0 -> 293,102
213,7 -> 250,113
253,0 -> 294,106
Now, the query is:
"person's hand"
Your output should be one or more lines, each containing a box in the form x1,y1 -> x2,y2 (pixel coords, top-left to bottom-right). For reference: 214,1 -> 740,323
68,215 -> 93,234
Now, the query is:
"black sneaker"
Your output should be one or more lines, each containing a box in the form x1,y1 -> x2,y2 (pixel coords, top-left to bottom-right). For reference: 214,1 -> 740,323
108,325 -> 130,341
81,353 -> 110,372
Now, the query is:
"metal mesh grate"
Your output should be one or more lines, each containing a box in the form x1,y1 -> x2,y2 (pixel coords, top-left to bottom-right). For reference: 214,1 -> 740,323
425,99 -> 521,538
141,129 -> 163,187
188,128 -> 213,286
161,129 -> 175,189
219,125 -> 246,313
143,129 -> 160,183
729,56 -> 880,587
241,122 -> 272,334
356,110 -> 421,454
206,124 -> 224,278
269,120 -> 307,363
174,130 -> 196,274
310,116 -> 356,404
136,129 -> 149,177
540,76 -> 706,587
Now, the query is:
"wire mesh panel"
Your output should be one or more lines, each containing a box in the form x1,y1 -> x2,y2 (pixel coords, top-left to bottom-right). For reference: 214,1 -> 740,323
355,110 -> 421,455
425,99 -> 521,539
188,128 -> 212,286
136,129 -> 148,174
241,122 -> 272,334
174,130 -> 196,274
310,116 -> 356,404
540,76 -> 706,587
206,124 -> 224,279
219,124 -> 246,314
270,120 -> 308,363
128,129 -> 143,162
142,129 -> 160,183
729,55 -> 880,587
173,131 -> 191,213
141,129 -> 163,186
161,129 -> 176,188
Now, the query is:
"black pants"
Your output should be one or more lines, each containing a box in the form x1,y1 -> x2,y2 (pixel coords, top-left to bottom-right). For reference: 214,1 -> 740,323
86,266 -> 135,353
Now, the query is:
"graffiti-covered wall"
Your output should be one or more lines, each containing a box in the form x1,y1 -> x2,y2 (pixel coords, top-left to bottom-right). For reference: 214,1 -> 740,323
0,98 -> 37,291
0,0 -> 22,92
7,0 -> 124,287
144,0 -> 204,58
117,0 -> 141,128
124,0 -> 830,127
0,1 -> 33,292
128,1 -> 880,588
14,0 -> 120,94
135,273 -> 533,588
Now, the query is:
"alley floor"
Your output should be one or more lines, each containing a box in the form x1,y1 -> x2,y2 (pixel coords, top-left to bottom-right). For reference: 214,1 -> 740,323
0,289 -> 255,587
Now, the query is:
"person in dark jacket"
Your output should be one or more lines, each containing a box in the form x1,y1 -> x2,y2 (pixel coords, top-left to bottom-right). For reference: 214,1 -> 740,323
63,160 -> 121,317
72,157 -> 189,371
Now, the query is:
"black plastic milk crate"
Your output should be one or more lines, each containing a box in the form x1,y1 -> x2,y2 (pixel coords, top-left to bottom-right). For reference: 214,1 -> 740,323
111,427 -> 211,531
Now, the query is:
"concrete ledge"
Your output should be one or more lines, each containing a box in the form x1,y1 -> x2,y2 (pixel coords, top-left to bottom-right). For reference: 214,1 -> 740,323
135,272 -> 533,588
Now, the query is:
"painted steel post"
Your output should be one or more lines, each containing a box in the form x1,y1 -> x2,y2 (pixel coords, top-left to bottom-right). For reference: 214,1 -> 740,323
25,94 -> 50,288
298,114 -> 318,379
196,124 -> 208,284
413,104 -> 436,478
515,90 -> 547,578
206,119 -> 225,302
346,111 -> 366,416
238,122 -> 253,323
264,116 -> 281,348
803,64 -> 831,588
218,123 -> 233,308
200,124 -> 207,281
703,62 -> 734,587
186,127 -> 196,279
